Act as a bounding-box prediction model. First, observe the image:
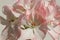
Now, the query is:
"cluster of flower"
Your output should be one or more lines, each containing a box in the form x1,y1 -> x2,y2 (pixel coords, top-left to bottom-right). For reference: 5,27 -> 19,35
0,0 -> 60,40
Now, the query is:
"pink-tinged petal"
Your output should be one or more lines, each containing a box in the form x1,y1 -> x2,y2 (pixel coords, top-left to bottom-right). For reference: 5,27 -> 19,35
0,16 -> 7,25
13,25 -> 21,39
32,36 -> 38,40
1,26 -> 8,40
33,27 -> 45,40
35,0 -> 47,18
24,0 -> 38,9
54,6 -> 60,21
39,24 -> 48,39
34,1 -> 49,25
48,29 -> 59,40
30,0 -> 41,9
25,9 -> 32,22
2,5 -> 16,20
34,11 -> 46,25
53,25 -> 60,34
34,0 -> 49,25
13,1 -> 26,14
49,0 -> 56,7
29,0 -> 36,9
55,13 -> 60,21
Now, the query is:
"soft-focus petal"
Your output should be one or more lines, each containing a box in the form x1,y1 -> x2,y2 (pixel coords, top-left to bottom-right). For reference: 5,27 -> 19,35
53,25 -> 60,34
35,0 -> 47,18
48,29 -> 59,40
2,5 -> 16,21
0,16 -> 7,25
12,25 -> 21,39
13,0 -> 26,14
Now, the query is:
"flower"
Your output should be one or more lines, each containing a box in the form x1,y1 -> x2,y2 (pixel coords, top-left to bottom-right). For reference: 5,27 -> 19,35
0,5 -> 21,40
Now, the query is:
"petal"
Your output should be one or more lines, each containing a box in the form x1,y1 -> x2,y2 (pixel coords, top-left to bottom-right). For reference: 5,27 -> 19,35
34,27 -> 46,40
0,16 -> 7,25
48,29 -> 59,40
34,12 -> 46,24
54,6 -> 60,21
2,5 -> 16,20
13,25 -> 21,39
13,2 -> 26,14
53,25 -> 60,34
39,26 -> 48,39
49,0 -> 56,7
35,1 -> 47,18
